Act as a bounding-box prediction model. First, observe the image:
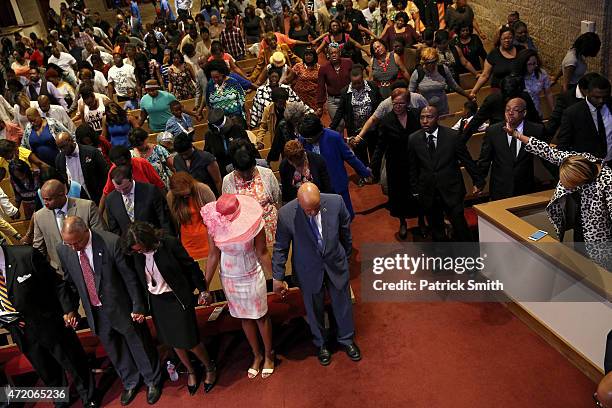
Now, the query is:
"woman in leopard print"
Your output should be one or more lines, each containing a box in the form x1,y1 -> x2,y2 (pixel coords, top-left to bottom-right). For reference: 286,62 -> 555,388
510,129 -> 612,270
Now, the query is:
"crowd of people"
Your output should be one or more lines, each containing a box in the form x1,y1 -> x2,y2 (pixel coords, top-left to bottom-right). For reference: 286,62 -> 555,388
0,0 -> 611,406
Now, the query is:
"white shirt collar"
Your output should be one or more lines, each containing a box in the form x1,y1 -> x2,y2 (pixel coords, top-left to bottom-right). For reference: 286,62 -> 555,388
425,127 -> 439,138
67,144 -> 80,158
123,180 -> 136,197
77,230 -> 93,256
586,97 -> 597,112
506,121 -> 525,135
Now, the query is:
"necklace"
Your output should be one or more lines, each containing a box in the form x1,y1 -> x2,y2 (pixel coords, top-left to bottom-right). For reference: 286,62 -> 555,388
377,53 -> 391,72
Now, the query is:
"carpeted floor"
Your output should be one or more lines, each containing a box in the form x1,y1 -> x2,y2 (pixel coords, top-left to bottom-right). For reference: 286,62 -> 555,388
59,180 -> 594,408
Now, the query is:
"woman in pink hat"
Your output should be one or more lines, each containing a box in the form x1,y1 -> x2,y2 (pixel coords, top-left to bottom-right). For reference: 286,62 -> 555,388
201,194 -> 280,379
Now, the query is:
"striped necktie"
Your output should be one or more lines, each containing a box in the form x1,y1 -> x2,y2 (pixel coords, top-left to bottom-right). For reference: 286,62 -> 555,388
0,273 -> 16,312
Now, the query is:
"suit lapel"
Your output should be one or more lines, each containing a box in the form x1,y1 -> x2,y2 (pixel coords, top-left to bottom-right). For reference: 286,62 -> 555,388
133,183 -> 142,220
298,207 -> 319,250
90,232 -> 104,292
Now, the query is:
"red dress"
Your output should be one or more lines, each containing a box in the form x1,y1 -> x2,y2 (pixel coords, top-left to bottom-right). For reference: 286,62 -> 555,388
291,62 -> 320,110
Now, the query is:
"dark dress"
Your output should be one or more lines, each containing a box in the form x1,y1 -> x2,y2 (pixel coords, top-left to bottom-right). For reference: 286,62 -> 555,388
451,34 -> 487,72
372,108 -> 422,218
486,46 -> 524,88
132,236 -> 206,349
289,26 -> 315,60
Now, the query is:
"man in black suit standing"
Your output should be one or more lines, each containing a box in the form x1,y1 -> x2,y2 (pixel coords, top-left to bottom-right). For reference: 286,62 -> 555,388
478,97 -> 546,201
408,105 -> 485,241
105,165 -> 173,236
557,74 -> 612,160
0,244 -> 96,407
55,132 -> 109,205
544,72 -> 599,137
57,216 -> 162,405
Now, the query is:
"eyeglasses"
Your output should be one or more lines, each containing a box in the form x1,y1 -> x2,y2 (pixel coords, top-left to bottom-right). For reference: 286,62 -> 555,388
505,108 -> 526,114
392,102 -> 407,106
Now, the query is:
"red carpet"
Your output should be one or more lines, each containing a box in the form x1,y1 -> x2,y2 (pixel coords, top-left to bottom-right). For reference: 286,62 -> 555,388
30,176 -> 595,408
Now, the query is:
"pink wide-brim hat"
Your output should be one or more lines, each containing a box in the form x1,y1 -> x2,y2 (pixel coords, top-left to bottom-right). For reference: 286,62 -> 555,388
201,194 -> 264,245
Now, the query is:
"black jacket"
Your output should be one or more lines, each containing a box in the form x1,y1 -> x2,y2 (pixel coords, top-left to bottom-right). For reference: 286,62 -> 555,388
544,88 -> 584,137
477,121 -> 546,200
330,81 -> 383,138
57,230 -> 146,334
105,181 -> 173,236
132,236 -> 206,309
204,124 -> 252,177
557,99 -> 611,159
2,245 -> 67,345
279,151 -> 333,203
408,126 -> 485,209
55,144 -> 109,204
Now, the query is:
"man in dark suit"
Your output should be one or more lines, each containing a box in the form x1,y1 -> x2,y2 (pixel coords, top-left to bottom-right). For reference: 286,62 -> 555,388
55,132 -> 109,205
204,108 -> 253,177
57,216 -> 162,405
1,244 -> 96,407
478,97 -> 546,201
330,64 -> 383,174
408,105 -> 485,241
544,72 -> 599,137
557,74 -> 612,160
105,165 -> 173,236
272,183 -> 360,366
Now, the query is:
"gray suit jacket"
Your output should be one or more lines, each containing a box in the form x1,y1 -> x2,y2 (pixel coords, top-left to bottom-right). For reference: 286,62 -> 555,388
33,197 -> 105,274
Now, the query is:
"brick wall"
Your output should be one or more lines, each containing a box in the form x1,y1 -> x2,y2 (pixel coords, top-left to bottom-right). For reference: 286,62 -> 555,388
469,0 -> 611,80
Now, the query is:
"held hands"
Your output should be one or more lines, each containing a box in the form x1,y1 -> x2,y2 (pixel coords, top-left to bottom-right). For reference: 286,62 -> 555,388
63,311 -> 80,329
472,185 -> 484,195
131,312 -> 145,324
273,279 -> 289,299
198,291 -> 212,306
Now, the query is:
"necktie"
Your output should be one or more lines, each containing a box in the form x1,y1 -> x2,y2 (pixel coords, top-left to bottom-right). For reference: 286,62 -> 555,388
56,209 -> 66,231
427,133 -> 436,156
308,215 -> 323,251
597,106 -> 607,143
79,251 -> 101,306
0,273 -> 16,312
124,194 -> 135,222
509,135 -> 518,158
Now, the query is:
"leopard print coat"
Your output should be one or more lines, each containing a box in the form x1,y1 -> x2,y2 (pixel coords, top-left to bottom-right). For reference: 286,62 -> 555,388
525,138 -> 612,268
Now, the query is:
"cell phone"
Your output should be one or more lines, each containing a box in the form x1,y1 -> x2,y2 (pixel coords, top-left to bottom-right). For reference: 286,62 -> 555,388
528,230 -> 548,241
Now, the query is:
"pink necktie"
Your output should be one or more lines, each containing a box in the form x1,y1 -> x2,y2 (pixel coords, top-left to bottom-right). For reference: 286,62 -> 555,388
79,251 -> 101,306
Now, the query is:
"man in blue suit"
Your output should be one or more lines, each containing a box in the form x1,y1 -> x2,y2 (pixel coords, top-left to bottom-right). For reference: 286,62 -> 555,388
272,183 -> 361,365
298,114 -> 371,219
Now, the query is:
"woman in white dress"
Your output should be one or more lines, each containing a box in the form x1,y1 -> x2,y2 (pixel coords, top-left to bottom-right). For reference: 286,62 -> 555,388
202,194 -> 279,379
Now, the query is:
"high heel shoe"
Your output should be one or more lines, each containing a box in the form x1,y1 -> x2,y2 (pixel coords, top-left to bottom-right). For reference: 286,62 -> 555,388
203,361 -> 217,393
187,370 -> 201,396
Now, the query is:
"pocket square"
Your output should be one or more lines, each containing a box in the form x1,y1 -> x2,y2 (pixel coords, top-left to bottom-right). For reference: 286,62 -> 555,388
85,157 -> 92,163
17,274 -> 31,283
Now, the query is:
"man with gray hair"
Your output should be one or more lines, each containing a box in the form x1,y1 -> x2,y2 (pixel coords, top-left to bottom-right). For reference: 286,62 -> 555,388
57,216 -> 162,405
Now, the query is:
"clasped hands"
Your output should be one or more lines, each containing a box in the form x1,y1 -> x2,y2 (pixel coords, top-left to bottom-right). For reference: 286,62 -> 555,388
197,290 -> 212,306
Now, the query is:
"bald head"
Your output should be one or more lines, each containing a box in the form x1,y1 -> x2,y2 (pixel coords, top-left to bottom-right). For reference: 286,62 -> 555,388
41,179 -> 67,210
505,97 -> 527,128
61,216 -> 91,251
297,182 -> 321,216
37,95 -> 50,112
57,132 -> 76,155
597,372 -> 612,407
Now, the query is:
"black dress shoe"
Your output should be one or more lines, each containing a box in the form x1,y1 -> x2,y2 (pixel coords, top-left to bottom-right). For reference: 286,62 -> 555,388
318,345 -> 331,366
120,387 -> 139,406
146,385 -> 162,405
344,343 -> 362,362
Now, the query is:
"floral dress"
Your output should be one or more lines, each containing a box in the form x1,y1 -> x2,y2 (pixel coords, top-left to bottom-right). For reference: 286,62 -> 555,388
168,66 -> 196,100
131,144 -> 173,187
292,62 -> 320,110
231,169 -> 278,245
